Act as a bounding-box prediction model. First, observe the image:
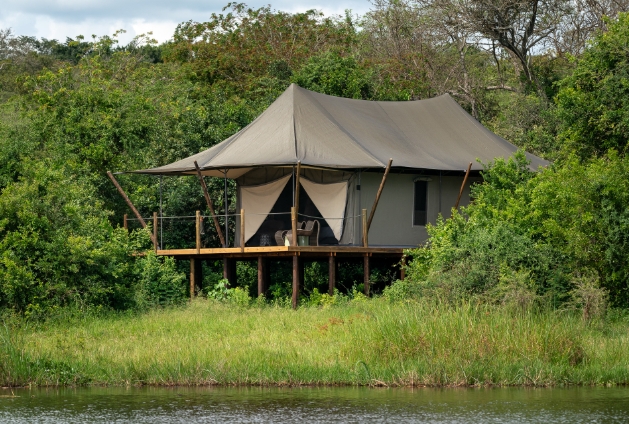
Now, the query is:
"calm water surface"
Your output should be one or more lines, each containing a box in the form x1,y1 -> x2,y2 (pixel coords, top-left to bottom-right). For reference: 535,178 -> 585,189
1,386 -> 629,423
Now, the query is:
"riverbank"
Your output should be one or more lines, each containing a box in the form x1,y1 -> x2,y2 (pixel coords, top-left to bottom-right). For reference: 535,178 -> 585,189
2,299 -> 629,387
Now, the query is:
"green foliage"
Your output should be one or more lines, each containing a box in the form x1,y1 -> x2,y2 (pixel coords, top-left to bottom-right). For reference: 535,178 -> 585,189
556,13 -> 629,158
292,51 -> 374,99
134,252 -> 187,309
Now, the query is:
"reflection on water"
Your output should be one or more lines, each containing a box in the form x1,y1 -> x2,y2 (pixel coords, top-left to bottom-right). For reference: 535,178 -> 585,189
1,386 -> 629,423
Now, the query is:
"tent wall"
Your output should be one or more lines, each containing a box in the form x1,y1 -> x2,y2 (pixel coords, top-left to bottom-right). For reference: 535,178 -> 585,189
234,167 -> 480,247
355,173 -> 481,247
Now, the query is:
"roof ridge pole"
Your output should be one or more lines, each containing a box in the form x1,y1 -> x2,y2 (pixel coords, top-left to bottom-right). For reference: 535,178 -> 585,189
194,160 -> 225,247
366,159 -> 393,233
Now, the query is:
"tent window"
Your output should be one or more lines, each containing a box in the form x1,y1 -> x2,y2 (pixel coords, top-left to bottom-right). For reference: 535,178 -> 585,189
413,181 -> 428,226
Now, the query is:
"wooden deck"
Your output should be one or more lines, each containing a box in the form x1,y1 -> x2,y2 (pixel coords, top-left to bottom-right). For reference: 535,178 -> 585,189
157,245 -> 404,258
157,246 -> 406,308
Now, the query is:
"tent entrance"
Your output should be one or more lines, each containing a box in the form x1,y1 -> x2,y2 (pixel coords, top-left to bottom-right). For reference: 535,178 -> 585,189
246,182 -> 339,247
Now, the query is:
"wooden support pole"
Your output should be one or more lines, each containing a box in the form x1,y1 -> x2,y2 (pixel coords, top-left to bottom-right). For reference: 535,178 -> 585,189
195,210 -> 201,254
223,258 -> 237,288
400,255 -> 407,281
454,162 -> 473,210
190,258 -> 196,300
107,171 -> 156,245
292,255 -> 300,309
153,212 -> 158,251
294,161 -> 301,216
194,160 -> 225,247
367,158 -> 393,233
362,209 -> 368,247
257,256 -> 266,297
123,213 -> 128,231
328,255 -> 336,296
240,209 -> 245,251
364,254 -> 370,296
291,207 -> 297,247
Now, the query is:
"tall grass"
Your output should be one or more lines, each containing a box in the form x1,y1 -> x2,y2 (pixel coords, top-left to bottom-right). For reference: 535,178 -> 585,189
2,299 -> 629,387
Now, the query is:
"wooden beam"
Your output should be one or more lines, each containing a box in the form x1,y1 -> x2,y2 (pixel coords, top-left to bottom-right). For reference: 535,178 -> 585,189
195,210 -> 201,254
291,206 -> 297,247
363,255 -> 370,296
240,209 -> 245,251
328,255 -> 336,296
194,160 -> 225,247
367,158 -> 393,232
153,212 -> 158,251
292,255 -> 300,309
454,162 -> 473,210
257,256 -> 266,297
107,171 -> 156,245
362,209 -> 368,247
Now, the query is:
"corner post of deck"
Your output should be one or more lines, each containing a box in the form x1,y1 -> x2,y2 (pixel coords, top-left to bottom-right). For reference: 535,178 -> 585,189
292,254 -> 300,309
363,254 -> 370,296
257,255 -> 266,297
328,254 -> 336,296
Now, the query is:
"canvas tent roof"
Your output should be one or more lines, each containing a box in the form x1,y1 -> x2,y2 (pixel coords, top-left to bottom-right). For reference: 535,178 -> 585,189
136,84 -> 547,177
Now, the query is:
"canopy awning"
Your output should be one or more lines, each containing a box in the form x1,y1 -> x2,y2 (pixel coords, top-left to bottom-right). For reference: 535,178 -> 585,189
134,84 -> 548,176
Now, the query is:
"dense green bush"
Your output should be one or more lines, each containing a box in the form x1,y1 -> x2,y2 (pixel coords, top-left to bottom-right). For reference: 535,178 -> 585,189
395,151 -> 629,307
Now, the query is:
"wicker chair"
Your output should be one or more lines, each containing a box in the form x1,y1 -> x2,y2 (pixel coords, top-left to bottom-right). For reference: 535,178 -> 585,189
274,222 -> 305,246
278,220 -> 320,246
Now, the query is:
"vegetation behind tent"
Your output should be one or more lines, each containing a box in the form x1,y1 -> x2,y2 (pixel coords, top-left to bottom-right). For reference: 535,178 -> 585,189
1,5 -> 629,316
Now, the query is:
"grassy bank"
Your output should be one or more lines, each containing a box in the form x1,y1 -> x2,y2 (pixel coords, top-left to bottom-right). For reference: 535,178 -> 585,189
2,299 -> 629,387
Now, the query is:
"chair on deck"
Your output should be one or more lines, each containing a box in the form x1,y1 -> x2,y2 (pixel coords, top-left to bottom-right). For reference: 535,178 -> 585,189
275,220 -> 320,246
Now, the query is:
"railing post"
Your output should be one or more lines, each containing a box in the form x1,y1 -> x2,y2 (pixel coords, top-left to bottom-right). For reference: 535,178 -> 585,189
153,212 -> 158,251
240,209 -> 245,251
291,207 -> 297,247
362,208 -> 368,247
195,210 -> 201,254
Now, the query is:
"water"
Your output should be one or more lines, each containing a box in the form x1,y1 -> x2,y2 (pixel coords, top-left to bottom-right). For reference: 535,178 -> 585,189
1,386 -> 629,423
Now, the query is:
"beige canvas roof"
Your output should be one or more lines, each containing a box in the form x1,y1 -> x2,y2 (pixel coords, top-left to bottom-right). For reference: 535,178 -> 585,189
136,84 -> 547,177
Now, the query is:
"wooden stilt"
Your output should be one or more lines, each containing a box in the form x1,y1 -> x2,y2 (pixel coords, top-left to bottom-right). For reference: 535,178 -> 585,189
363,254 -> 370,296
190,258 -> 196,300
123,213 -> 128,231
328,255 -> 336,296
223,258 -> 237,287
292,255 -> 300,309
257,256 -> 266,297
400,256 -> 407,281
454,162 -> 473,210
